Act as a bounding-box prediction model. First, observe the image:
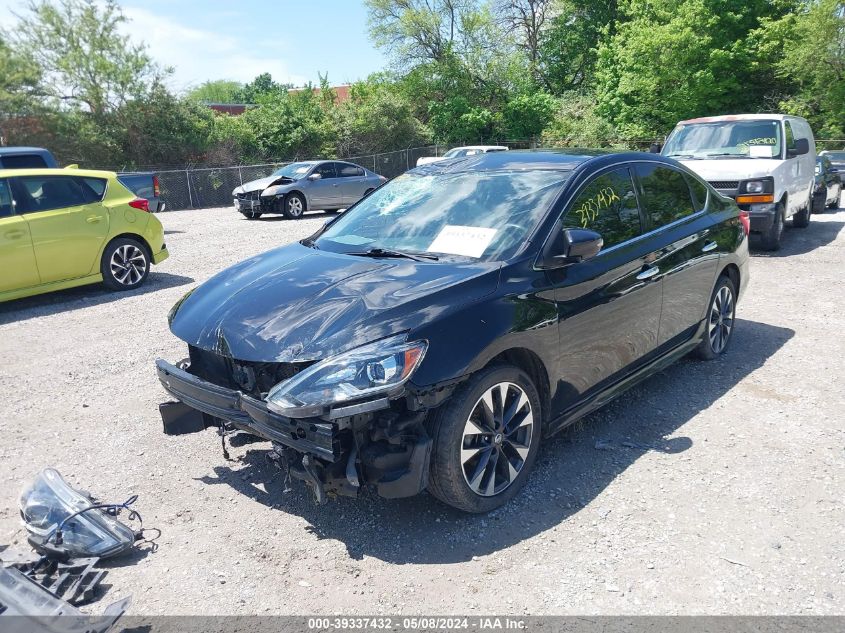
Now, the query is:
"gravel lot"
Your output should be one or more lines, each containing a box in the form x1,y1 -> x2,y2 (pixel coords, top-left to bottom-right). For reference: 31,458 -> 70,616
1,202 -> 843,616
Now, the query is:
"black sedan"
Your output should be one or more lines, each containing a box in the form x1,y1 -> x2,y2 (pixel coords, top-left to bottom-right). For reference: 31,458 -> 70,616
157,150 -> 750,513
814,154 -> 842,212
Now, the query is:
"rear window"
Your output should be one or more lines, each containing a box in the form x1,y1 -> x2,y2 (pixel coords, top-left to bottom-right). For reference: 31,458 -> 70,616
338,164 -> 365,177
0,154 -> 49,169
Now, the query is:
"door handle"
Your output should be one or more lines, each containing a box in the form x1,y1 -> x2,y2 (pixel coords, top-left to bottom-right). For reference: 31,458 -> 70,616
4,229 -> 25,239
702,241 -> 718,253
86,215 -> 102,223
636,266 -> 660,281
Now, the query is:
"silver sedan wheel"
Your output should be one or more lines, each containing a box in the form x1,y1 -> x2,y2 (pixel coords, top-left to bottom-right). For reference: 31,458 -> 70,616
708,284 -> 735,354
287,196 -> 304,217
461,382 -> 534,497
110,244 -> 147,286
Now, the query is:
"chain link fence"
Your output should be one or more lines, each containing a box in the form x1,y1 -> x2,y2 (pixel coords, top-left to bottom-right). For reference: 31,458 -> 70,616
156,146 -> 442,211
150,138 -> 845,211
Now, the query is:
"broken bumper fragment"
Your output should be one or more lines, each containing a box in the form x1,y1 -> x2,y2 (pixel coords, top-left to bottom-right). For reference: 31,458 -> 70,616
156,360 -> 339,462
156,358 -> 434,502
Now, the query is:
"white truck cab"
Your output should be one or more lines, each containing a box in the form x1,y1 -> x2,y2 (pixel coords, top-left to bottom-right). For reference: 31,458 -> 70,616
661,114 -> 816,250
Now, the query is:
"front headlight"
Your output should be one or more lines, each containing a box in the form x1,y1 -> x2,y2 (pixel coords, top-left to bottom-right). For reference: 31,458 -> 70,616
266,335 -> 427,417
745,180 -> 765,193
20,469 -> 135,558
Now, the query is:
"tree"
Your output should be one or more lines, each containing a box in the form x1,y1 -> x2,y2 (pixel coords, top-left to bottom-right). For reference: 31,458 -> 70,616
8,0 -> 167,114
763,0 -> 845,136
493,0 -> 554,84
333,78 -> 430,156
186,80 -> 244,104
502,91 -> 556,140
367,0 -> 495,68
235,73 -> 292,103
540,1 -> 620,93
594,0 -> 796,139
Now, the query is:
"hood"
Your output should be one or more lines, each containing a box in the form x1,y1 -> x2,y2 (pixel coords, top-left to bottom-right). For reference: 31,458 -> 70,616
169,243 -> 500,363
676,158 -> 784,181
234,175 -> 296,195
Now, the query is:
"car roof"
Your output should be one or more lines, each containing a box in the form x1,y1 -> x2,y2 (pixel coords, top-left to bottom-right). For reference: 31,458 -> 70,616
677,113 -> 803,124
0,146 -> 52,155
0,167 -> 117,178
450,145 -> 509,151
411,148 -> 670,174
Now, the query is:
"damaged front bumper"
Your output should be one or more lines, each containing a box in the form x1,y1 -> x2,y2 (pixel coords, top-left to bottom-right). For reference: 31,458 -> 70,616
156,359 -> 432,502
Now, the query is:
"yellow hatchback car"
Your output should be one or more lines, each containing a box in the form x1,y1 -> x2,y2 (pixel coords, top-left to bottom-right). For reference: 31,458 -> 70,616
0,168 -> 169,302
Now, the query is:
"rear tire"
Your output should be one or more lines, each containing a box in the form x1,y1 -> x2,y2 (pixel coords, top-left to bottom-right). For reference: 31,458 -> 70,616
101,237 -> 150,291
694,275 -> 737,360
283,192 -> 306,219
759,203 -> 784,251
428,365 -> 542,513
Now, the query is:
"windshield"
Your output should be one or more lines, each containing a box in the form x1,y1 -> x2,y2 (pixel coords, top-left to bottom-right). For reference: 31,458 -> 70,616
663,120 -> 782,159
314,170 -> 569,261
443,148 -> 482,158
824,151 -> 845,162
272,162 -> 313,179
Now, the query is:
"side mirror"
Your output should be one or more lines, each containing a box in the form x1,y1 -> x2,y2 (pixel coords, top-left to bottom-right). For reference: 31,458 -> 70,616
541,228 -> 603,269
788,138 -> 810,157
649,143 -> 662,154
308,173 -> 322,181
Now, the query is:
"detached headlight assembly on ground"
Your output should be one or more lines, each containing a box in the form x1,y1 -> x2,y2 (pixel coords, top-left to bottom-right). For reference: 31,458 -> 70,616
266,335 -> 427,418
19,468 -> 138,559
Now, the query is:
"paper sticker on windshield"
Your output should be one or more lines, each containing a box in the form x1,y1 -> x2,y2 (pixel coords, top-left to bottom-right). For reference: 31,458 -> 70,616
428,225 -> 497,258
748,145 -> 774,158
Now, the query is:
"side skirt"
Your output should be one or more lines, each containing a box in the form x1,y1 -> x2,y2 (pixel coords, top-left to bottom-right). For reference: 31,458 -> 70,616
0,273 -> 103,303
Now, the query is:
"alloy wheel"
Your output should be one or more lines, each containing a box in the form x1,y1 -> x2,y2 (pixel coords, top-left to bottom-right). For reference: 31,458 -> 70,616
110,244 -> 147,286
461,382 -> 534,497
287,196 -> 304,217
708,285 -> 734,354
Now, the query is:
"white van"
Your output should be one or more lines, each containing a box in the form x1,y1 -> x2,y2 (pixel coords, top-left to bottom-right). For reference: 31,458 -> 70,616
660,114 -> 816,250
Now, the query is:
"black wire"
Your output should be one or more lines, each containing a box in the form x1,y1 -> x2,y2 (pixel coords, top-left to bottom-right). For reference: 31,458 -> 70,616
51,495 -> 143,545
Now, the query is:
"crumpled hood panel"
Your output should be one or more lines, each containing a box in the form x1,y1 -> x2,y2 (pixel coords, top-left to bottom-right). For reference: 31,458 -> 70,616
169,243 -> 500,362
234,175 -> 295,195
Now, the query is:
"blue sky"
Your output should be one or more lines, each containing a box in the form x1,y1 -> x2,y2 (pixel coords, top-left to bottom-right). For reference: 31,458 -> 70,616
0,0 -> 388,93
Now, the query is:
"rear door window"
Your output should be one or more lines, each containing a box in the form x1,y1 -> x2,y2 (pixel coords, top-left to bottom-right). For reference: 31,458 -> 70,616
337,163 -> 364,177
634,164 -> 698,229
0,179 -> 13,217
13,175 -> 88,213
564,167 -> 642,248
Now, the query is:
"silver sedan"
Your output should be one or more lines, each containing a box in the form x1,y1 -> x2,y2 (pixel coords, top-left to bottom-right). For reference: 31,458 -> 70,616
232,160 -> 386,219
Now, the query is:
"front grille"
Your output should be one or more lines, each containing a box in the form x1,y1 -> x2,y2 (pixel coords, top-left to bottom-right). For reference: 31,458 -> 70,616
708,181 -> 739,190
236,190 -> 261,201
187,345 -> 312,397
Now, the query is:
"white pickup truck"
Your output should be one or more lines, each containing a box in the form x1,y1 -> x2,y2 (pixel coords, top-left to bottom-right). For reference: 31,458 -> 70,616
660,114 -> 816,250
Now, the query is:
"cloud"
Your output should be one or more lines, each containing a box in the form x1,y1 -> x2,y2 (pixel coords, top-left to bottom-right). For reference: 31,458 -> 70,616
120,6 -> 307,93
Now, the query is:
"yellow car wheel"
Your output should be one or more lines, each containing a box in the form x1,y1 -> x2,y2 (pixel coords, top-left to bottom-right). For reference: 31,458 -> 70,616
101,237 -> 150,291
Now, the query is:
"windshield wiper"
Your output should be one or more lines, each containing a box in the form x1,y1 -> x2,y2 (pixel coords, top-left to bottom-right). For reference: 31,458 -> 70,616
704,152 -> 749,158
347,247 -> 439,261
666,153 -> 698,159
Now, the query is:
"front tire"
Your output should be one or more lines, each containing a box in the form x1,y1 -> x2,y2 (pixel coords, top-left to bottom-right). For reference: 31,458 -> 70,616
759,203 -> 784,251
694,275 -> 737,360
283,192 -> 306,219
428,365 -> 542,513
101,237 -> 150,291
792,195 -> 811,228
